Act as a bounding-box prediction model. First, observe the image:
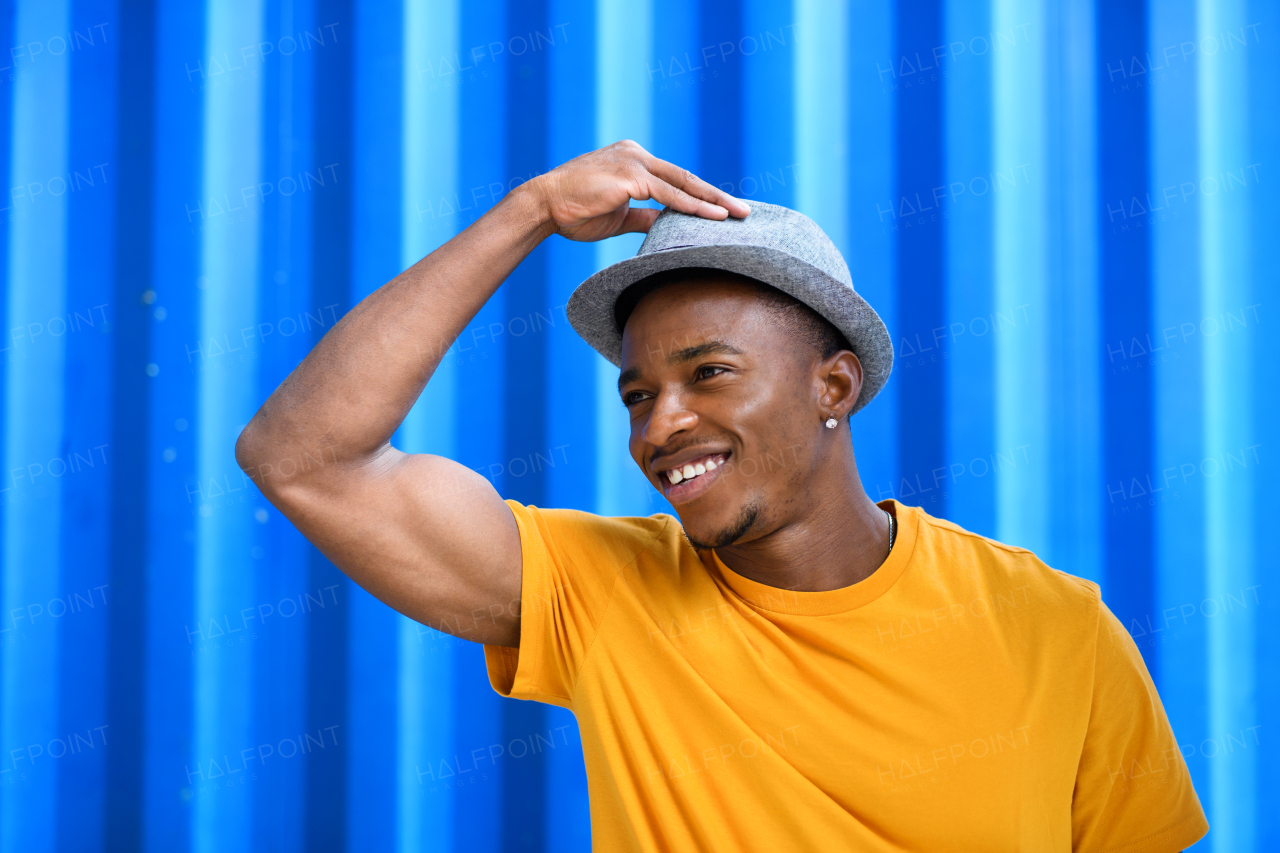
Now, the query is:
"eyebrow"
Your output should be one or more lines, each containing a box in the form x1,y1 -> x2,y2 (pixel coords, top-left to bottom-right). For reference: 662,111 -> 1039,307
617,340 -> 745,393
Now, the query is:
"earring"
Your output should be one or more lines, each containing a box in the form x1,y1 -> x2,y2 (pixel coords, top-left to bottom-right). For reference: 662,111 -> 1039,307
824,415 -> 838,429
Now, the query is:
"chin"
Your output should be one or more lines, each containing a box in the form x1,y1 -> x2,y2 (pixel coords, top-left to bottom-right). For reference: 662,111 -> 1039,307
678,499 -> 761,551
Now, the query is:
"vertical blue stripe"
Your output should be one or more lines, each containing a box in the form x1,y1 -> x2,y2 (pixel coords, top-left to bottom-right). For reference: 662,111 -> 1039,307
0,0 -> 10,830
1246,2 -> 1280,842
398,1 -> 458,850
1096,0 -> 1156,671
346,0 -> 403,847
593,0 -> 652,518
650,0 -> 700,173
894,0 -> 947,519
1198,0 -> 1255,846
742,0 -> 793,208
1042,0 -> 1101,582
795,0 -> 846,240
501,0 -> 551,847
306,0 -> 354,847
2,1 -> 71,849
543,1 -> 596,846
145,0 -> 204,847
397,609 -> 452,853
60,0 -> 119,849
194,1 -> 262,849
942,0 -> 996,537
993,0 -> 1048,554
696,0 -> 742,189
1148,0 -> 1209,806
451,2 -> 508,849
845,0 -> 897,496
108,0 -> 156,846
252,3 -> 313,847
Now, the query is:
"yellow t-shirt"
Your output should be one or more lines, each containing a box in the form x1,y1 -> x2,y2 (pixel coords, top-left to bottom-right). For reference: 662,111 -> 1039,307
485,499 -> 1208,852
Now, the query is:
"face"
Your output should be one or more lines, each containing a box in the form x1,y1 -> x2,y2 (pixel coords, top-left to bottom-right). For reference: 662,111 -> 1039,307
617,277 -> 856,550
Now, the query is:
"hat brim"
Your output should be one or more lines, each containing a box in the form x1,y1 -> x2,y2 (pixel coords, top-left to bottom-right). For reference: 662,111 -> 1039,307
566,244 -> 893,415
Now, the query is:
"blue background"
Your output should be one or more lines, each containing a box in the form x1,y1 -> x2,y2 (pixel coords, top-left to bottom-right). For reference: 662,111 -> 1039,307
0,0 -> 1275,849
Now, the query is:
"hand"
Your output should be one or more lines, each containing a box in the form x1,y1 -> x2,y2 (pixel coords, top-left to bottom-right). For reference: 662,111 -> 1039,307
525,140 -> 750,242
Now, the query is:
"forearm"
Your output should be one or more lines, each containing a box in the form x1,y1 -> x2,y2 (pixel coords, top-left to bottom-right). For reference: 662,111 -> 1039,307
229,141 -> 742,646
237,180 -> 553,492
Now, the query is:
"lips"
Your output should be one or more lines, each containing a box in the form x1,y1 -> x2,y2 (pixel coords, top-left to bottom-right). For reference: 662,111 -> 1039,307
655,452 -> 731,504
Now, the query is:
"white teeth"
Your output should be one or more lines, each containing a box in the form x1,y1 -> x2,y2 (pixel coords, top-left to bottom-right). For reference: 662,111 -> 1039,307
664,456 -> 724,486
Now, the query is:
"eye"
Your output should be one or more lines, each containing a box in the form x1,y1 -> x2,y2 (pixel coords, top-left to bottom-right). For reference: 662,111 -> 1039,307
621,391 -> 649,407
696,365 -> 727,380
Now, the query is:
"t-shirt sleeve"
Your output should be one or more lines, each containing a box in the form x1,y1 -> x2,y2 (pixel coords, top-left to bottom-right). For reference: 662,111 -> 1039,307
483,500 -> 670,708
1071,600 -> 1209,852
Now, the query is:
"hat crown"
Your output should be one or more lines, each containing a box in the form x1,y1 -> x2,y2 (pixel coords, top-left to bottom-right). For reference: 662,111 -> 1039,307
638,201 -> 853,288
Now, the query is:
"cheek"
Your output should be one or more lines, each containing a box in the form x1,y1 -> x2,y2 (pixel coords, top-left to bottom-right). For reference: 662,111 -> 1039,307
627,423 -> 650,468
736,386 -> 808,445
744,412 -> 813,487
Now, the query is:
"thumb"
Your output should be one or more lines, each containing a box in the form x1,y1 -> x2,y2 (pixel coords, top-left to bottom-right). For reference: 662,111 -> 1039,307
618,205 -> 660,235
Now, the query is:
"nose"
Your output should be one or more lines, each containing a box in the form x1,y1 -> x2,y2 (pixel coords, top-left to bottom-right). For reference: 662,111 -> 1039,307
640,387 -> 698,449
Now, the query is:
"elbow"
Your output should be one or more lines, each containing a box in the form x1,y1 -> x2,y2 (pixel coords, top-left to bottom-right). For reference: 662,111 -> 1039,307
234,420 -> 261,472
235,416 -> 340,510
235,418 -> 276,497
236,419 -> 298,508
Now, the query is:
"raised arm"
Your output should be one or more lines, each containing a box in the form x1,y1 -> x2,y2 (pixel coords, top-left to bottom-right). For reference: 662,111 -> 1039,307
235,141 -> 748,647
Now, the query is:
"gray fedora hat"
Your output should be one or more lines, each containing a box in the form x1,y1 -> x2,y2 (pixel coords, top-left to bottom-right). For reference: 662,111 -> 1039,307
566,201 -> 893,414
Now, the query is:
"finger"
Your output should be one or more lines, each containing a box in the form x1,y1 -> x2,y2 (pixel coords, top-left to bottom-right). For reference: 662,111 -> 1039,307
618,205 -> 661,234
645,157 -> 751,219
642,176 -> 733,221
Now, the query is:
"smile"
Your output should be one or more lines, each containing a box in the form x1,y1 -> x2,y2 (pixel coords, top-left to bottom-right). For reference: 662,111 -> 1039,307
656,452 -> 731,504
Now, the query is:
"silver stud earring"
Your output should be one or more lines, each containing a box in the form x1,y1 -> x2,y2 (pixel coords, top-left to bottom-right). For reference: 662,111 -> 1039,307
824,415 -> 838,429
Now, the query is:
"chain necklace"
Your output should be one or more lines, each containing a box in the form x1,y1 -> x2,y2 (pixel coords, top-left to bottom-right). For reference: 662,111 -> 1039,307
884,509 -> 896,553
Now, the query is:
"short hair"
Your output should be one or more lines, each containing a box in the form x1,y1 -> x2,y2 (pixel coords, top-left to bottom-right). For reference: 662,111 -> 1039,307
613,267 -> 852,361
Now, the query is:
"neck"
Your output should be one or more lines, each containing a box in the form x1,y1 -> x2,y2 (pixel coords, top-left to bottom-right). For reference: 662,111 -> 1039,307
712,447 -> 892,592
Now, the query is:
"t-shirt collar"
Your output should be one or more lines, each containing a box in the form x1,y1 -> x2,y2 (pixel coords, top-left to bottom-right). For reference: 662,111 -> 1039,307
701,500 -> 917,616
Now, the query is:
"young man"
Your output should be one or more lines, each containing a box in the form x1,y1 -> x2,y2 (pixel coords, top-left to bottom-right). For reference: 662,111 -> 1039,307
237,141 -> 1208,851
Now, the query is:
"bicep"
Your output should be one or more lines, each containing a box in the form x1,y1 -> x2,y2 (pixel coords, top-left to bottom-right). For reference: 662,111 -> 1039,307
278,448 -> 524,646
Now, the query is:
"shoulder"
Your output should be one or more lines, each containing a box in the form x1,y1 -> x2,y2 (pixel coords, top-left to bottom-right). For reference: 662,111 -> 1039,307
507,501 -> 684,569
905,504 -> 1101,621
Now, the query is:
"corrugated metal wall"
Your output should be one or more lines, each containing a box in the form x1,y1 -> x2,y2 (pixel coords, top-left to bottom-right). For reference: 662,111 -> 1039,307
0,0 -> 1275,849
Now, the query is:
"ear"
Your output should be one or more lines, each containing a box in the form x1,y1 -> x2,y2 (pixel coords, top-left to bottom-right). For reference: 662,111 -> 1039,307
815,350 -> 864,424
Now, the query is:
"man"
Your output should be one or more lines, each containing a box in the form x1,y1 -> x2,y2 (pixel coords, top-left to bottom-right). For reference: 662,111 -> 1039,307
237,141 -> 1208,851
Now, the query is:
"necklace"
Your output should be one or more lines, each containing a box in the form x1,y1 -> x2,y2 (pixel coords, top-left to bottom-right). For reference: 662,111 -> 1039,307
884,509 -> 896,553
